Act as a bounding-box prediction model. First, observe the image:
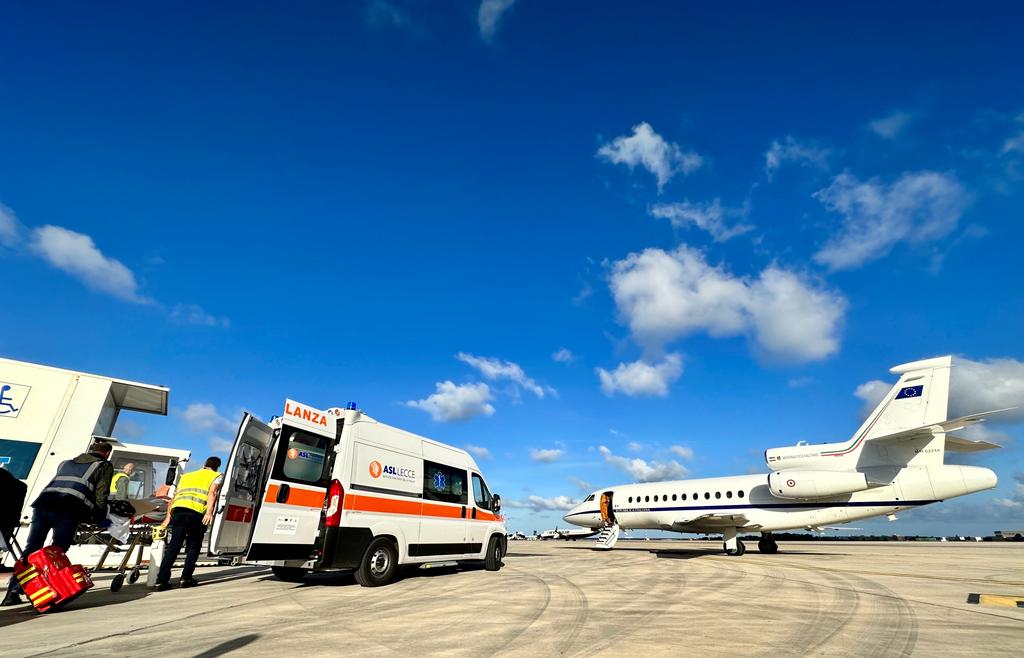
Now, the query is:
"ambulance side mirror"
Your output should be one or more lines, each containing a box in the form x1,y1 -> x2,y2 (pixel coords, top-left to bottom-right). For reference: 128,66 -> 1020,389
492,494 -> 501,513
165,460 -> 178,486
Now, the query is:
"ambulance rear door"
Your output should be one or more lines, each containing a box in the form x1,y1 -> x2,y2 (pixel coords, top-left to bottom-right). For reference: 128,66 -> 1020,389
210,413 -> 274,555
245,399 -> 336,562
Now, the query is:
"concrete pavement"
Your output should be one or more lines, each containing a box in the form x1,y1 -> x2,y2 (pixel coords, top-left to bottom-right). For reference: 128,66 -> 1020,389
1,540 -> 1022,656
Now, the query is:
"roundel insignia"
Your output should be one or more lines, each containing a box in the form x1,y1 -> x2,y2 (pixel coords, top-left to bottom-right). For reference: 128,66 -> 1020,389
369,460 -> 382,478
287,448 -> 299,460
786,479 -> 796,487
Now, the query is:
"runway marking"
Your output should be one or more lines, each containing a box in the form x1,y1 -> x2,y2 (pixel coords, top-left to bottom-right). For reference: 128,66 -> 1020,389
966,593 -> 1024,608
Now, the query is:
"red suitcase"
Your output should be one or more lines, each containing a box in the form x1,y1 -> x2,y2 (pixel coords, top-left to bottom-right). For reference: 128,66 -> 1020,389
14,545 -> 93,612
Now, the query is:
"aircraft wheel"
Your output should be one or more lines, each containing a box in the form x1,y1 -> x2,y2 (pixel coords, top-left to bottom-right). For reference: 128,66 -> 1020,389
764,540 -> 779,554
110,574 -> 125,592
724,539 -> 746,556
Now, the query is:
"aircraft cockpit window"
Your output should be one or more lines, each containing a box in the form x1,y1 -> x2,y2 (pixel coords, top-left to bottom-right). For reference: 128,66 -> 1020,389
584,494 -> 595,502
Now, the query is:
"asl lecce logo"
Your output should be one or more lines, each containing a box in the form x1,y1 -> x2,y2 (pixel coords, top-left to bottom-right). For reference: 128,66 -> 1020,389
369,460 -> 382,478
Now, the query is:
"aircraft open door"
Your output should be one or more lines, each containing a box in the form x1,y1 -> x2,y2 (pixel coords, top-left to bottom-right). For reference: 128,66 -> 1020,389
599,491 -> 615,525
210,413 -> 274,555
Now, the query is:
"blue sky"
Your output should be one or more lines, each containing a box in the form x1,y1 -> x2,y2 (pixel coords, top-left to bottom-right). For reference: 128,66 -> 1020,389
2,2 -> 1023,535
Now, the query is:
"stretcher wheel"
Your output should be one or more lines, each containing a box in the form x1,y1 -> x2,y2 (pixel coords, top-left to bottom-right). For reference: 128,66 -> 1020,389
110,574 -> 125,592
129,568 -> 141,584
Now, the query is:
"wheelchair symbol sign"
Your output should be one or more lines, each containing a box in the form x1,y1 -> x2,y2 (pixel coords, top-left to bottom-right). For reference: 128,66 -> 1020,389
0,382 -> 30,418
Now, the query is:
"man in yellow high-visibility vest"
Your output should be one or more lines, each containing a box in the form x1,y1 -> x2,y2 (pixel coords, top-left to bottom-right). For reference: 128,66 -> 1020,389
154,457 -> 223,591
109,462 -> 135,501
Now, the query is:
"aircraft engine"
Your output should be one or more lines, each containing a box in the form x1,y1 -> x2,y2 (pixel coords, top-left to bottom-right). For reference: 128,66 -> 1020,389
768,470 -> 870,499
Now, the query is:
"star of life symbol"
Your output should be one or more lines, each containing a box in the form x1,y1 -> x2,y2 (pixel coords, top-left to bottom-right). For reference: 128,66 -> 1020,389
433,471 -> 446,490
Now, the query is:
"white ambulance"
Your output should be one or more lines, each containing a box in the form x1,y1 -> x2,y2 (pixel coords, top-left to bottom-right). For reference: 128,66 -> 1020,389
210,400 -> 507,587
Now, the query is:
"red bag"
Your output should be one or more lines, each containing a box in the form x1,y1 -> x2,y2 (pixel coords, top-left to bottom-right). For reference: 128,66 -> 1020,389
14,545 -> 93,612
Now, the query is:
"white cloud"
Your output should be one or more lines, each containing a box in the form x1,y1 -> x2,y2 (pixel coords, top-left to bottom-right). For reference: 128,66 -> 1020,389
30,225 -> 150,303
1000,113 -> 1024,155
180,403 -> 236,436
597,354 -> 683,397
869,110 -> 915,139
649,199 -> 754,242
552,348 -> 574,364
669,445 -> 694,460
609,245 -> 845,362
764,136 -> 831,180
406,381 -> 495,422
457,352 -> 554,398
992,473 -> 1024,509
0,203 -> 23,247
949,357 -> 1024,422
170,303 -> 230,329
504,495 -> 579,511
813,171 -> 969,271
466,444 -> 493,460
788,376 -> 814,388
364,0 -> 414,31
530,448 -> 565,463
568,476 -> 592,494
478,0 -> 515,43
597,122 -> 703,190
627,441 -> 643,452
598,445 -> 687,482
209,436 -> 235,454
854,379 -> 890,419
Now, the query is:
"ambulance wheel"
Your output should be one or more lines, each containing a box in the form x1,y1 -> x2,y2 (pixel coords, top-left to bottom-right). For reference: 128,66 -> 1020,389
484,536 -> 503,571
271,566 -> 310,583
129,567 -> 141,584
110,574 -> 125,592
355,538 -> 397,587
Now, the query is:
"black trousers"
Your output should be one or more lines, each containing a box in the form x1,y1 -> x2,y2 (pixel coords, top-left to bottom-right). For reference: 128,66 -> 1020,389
157,508 -> 206,585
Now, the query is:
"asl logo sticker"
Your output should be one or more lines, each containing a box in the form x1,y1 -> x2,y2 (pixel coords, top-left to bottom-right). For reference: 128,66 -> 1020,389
369,460 -> 383,478
287,448 -> 299,460
0,383 -> 30,419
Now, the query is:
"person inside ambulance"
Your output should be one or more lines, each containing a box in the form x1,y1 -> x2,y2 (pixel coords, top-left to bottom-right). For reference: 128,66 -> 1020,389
2,439 -> 114,607
153,457 -> 223,591
109,462 -> 136,501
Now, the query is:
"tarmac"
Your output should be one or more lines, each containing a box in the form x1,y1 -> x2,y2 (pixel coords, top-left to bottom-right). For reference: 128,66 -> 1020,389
1,540 -> 1022,657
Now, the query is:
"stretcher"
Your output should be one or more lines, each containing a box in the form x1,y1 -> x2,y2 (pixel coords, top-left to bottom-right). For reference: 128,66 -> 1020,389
73,496 -> 168,592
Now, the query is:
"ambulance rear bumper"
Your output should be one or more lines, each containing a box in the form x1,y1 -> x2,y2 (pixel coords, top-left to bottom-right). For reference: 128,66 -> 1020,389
318,526 -> 374,570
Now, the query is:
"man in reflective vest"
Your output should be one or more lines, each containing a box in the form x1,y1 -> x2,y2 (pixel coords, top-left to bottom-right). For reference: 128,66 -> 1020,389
154,457 -> 223,591
109,462 -> 136,501
2,439 -> 114,607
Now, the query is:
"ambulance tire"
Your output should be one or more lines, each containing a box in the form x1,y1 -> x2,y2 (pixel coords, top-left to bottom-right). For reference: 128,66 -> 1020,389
355,537 -> 398,587
271,566 -> 310,583
484,535 -> 503,571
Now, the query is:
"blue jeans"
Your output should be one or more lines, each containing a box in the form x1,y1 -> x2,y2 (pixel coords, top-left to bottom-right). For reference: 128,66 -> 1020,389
7,507 -> 80,594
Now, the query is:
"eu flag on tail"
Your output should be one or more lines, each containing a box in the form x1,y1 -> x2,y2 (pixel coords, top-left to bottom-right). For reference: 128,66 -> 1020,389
895,385 -> 924,400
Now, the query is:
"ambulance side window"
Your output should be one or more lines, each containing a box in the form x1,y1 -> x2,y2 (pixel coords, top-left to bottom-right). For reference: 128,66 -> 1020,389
472,473 -> 493,510
273,429 -> 329,485
423,461 -> 467,505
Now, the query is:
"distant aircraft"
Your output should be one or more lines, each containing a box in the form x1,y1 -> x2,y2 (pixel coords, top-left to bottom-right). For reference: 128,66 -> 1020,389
507,531 -> 526,540
538,526 -> 600,541
564,356 -> 1007,556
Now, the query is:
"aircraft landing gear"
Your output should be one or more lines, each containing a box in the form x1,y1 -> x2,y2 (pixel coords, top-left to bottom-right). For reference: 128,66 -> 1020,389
723,527 -> 745,556
758,533 -> 779,554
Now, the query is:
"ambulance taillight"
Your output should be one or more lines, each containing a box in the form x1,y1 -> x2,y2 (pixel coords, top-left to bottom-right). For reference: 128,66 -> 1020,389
325,479 -> 344,527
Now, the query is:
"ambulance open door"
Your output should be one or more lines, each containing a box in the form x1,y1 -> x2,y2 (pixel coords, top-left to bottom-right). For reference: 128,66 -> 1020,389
242,399 -> 336,562
210,413 -> 274,556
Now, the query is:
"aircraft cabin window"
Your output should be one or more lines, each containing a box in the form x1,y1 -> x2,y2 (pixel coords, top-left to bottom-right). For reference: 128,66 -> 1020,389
704,492 -> 710,500
645,495 -> 650,502
738,490 -> 745,498
671,494 -> 677,501
681,493 -> 687,501
715,492 -> 721,499
653,495 -> 658,502
727,491 -> 733,499
628,496 -> 633,503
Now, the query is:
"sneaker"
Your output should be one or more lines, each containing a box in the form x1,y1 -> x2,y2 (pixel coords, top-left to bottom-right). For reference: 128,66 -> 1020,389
1,591 -> 25,606
153,583 -> 172,592
179,578 -> 199,588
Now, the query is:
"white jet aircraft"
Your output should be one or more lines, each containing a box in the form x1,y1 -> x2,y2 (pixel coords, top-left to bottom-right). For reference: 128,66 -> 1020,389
563,356 -> 1006,555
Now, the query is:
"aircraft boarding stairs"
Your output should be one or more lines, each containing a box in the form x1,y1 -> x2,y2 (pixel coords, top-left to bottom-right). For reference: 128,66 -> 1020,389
594,523 -> 620,550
